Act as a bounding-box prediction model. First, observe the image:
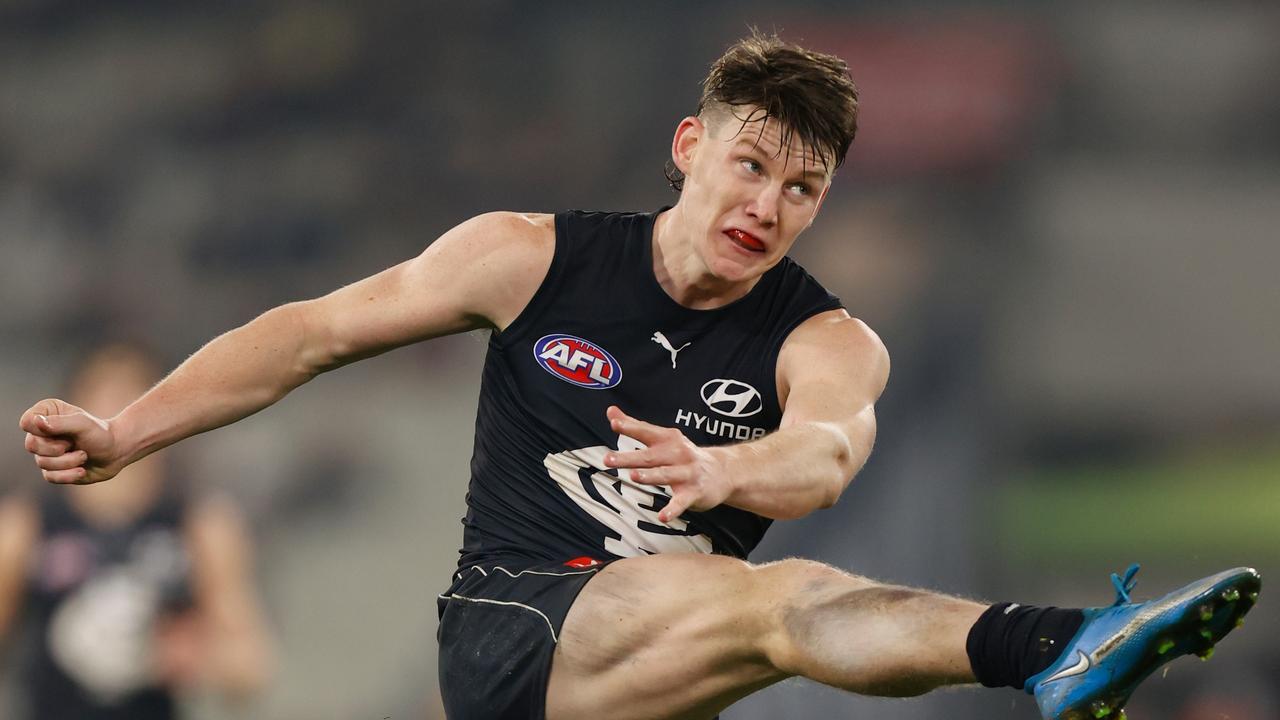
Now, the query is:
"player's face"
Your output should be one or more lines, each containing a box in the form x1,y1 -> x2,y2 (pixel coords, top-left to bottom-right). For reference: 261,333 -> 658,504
673,113 -> 832,283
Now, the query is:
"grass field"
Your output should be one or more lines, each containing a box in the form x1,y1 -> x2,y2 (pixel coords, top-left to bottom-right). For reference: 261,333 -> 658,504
997,441 -> 1280,569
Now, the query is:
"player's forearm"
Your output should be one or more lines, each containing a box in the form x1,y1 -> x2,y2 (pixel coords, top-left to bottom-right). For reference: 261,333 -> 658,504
717,421 -> 863,520
112,302 -> 327,466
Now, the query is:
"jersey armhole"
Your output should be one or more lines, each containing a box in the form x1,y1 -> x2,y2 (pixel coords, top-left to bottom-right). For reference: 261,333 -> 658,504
491,212 -> 570,346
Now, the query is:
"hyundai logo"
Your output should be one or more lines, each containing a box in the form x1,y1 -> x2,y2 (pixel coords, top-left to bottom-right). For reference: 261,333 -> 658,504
700,379 -> 763,418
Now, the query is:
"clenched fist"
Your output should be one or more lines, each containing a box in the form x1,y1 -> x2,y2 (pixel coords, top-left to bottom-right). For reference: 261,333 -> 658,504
18,398 -> 124,484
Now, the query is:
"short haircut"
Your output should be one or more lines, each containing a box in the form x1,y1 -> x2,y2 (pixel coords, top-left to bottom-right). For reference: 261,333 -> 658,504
668,30 -> 860,192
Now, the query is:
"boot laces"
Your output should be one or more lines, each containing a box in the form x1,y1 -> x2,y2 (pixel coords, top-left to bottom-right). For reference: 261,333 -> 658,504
1110,563 -> 1141,606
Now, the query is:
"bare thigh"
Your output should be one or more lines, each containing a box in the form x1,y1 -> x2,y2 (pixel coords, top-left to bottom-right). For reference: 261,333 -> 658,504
544,554 -> 788,720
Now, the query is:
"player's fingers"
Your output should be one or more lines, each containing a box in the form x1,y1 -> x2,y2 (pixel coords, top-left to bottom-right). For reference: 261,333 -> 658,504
25,432 -> 72,457
604,446 -> 673,469
659,493 -> 693,524
34,451 -> 88,472
42,466 -> 88,485
606,407 -> 669,445
630,466 -> 689,487
38,411 -> 95,438
18,399 -> 63,435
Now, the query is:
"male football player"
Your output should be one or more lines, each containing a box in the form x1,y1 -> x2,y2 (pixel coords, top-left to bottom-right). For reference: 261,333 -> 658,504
18,33 -> 1258,720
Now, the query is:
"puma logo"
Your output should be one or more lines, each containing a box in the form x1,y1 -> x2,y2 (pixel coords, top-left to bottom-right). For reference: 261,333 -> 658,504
651,332 -> 691,369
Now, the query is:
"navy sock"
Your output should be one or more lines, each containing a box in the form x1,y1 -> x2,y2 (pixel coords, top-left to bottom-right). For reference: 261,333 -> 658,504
966,603 -> 1085,689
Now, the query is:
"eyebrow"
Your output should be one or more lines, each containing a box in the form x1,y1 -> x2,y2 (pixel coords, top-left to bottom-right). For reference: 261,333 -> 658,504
733,139 -> 829,179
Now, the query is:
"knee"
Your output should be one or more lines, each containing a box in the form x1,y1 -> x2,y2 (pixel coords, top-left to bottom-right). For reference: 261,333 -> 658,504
752,558 -> 877,608
753,560 -> 929,680
751,559 -> 871,666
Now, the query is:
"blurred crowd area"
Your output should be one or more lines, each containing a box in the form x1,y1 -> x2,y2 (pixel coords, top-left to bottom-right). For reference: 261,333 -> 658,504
1,1 -> 1278,718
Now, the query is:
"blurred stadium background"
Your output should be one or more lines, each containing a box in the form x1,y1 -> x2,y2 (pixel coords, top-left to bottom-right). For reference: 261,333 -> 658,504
1,1 -> 1277,718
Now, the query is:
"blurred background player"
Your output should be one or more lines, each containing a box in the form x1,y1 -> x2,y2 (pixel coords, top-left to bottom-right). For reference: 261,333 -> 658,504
0,343 -> 273,720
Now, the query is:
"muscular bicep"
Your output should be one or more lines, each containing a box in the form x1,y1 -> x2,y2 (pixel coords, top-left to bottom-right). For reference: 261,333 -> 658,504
776,311 -> 890,474
299,212 -> 554,369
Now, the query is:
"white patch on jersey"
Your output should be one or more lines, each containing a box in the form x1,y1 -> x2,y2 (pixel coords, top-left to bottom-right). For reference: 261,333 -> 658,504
47,569 -> 160,702
545,437 -> 713,557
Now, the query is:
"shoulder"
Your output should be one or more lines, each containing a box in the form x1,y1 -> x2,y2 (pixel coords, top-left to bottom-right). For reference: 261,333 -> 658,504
777,310 -> 890,398
411,212 -> 556,330
437,211 -> 555,257
783,310 -> 886,359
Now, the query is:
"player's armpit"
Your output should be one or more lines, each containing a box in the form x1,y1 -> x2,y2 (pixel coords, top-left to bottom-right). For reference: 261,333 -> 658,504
298,211 -> 555,370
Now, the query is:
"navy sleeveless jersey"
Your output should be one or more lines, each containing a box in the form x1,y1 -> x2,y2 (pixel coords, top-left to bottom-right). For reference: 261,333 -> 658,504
459,209 -> 842,567
22,488 -> 193,720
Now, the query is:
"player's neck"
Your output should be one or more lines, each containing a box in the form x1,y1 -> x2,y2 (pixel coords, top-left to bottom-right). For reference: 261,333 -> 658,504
652,207 -> 759,310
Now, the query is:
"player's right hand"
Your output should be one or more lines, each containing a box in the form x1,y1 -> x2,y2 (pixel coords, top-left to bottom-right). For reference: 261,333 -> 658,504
18,398 -> 123,485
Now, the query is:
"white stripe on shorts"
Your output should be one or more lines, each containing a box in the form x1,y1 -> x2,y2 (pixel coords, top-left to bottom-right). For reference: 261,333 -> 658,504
454,564 -> 601,581
437,592 -> 561,643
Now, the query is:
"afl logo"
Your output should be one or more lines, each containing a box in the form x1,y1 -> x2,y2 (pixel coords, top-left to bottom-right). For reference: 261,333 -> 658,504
534,334 -> 622,390
700,379 -> 763,417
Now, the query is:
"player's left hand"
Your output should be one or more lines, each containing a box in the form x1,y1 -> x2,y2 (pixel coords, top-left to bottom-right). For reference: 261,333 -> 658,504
601,405 -> 732,523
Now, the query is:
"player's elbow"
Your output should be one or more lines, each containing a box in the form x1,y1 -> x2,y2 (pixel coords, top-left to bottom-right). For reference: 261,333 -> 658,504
771,470 -> 847,520
815,471 -> 850,511
819,423 -> 862,510
283,300 -> 341,378
769,476 -> 843,520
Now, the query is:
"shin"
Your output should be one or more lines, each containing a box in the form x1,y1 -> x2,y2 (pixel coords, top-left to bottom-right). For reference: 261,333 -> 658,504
758,559 -> 983,696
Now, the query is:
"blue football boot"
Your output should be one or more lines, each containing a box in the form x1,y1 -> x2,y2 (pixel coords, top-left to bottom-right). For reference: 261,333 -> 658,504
1026,564 -> 1261,719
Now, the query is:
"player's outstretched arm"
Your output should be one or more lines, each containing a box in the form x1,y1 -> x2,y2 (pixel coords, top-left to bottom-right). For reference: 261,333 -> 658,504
18,212 -> 554,485
604,309 -> 888,520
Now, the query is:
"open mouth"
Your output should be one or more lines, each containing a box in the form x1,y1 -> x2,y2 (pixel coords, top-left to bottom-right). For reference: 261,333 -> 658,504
724,228 -> 766,252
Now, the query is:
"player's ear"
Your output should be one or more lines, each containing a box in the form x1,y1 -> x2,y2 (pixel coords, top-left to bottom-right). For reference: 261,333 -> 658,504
671,116 -> 704,176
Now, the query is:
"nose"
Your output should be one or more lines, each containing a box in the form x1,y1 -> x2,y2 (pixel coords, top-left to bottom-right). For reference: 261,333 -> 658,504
746,183 -> 780,228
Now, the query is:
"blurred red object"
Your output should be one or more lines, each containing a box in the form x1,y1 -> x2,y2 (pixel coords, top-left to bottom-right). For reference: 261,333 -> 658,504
796,16 -> 1062,178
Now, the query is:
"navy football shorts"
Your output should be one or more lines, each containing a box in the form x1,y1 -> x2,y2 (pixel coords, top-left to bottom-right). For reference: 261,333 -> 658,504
437,556 -> 613,720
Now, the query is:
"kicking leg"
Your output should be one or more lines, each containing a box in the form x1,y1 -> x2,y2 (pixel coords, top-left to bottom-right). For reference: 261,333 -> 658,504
545,556 -> 1260,720
545,554 -> 984,720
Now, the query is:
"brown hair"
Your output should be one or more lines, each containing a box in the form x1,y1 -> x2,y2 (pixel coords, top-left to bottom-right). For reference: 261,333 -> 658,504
668,31 -> 860,192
